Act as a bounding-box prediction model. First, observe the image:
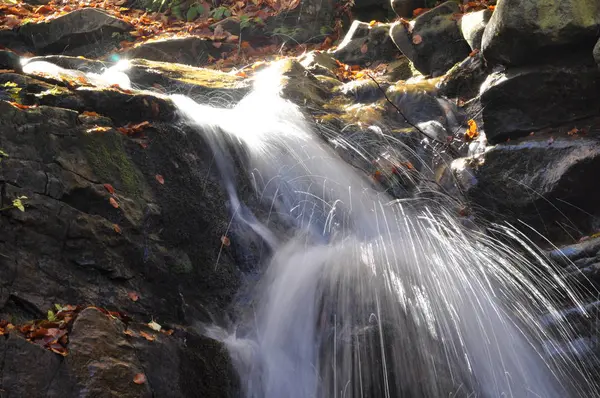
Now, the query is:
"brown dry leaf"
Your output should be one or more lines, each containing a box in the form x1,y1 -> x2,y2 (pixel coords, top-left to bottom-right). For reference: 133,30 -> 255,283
103,183 -> 115,195
83,111 -> 101,117
567,127 -> 580,136
128,291 -> 139,302
155,174 -> 165,184
109,197 -> 119,209
221,235 -> 231,247
469,49 -> 480,57
124,329 -> 138,337
8,102 -> 34,110
113,224 -> 122,234
140,331 -> 156,341
133,373 -> 147,384
412,35 -> 423,45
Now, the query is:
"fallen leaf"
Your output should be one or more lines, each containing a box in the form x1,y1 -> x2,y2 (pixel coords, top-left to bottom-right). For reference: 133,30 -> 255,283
103,183 -> 115,195
140,331 -> 155,341
83,111 -> 100,117
124,329 -> 138,337
155,174 -> 164,184
109,197 -> 119,208
133,373 -> 147,384
469,49 -> 480,57
221,235 -> 231,247
412,35 -> 423,45
148,320 -> 161,331
128,291 -> 139,302
368,20 -> 377,27
464,119 -> 479,141
113,224 -> 122,234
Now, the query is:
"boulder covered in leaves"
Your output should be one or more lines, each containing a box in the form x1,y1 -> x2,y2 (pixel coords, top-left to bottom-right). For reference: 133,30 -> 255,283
389,1 -> 471,76
332,21 -> 399,67
17,8 -> 133,57
473,64 -> 600,143
481,0 -> 600,66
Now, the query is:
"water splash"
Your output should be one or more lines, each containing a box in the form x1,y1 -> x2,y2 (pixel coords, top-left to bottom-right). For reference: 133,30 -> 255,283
173,62 -> 600,397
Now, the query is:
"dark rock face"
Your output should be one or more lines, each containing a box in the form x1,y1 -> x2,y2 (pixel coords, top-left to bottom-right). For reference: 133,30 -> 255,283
265,0 -> 335,44
594,38 -> 600,67
481,0 -> 600,66
389,1 -> 471,76
476,64 -> 600,144
123,37 -> 235,66
17,8 -> 132,57
0,59 -> 246,396
390,0 -> 426,18
464,137 -> 600,244
0,308 -> 237,397
332,21 -> 399,66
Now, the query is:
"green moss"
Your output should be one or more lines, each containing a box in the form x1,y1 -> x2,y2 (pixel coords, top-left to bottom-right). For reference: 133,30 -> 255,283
84,130 -> 144,197
534,0 -> 600,33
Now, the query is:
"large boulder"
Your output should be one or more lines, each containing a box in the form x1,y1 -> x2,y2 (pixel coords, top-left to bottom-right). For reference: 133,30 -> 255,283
123,37 -> 235,66
474,64 -> 600,143
459,136 -> 600,244
460,9 -> 492,51
481,0 -> 600,66
389,1 -> 471,76
391,0 -> 427,18
332,21 -> 399,66
17,8 -> 132,57
265,0 -> 336,44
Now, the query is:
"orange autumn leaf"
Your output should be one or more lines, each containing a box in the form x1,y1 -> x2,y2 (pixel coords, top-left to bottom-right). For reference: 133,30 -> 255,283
155,174 -> 165,184
469,49 -> 480,57
221,235 -> 231,247
109,197 -> 119,208
113,224 -> 122,234
368,20 -> 377,27
83,111 -> 100,117
8,102 -> 33,110
140,331 -> 155,341
124,328 -> 138,337
235,71 -> 248,78
103,183 -> 115,195
412,8 -> 429,17
133,373 -> 147,384
128,291 -> 139,302
465,119 -> 479,141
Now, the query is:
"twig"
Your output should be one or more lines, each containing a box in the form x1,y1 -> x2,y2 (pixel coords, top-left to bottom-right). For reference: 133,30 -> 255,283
365,73 -> 460,157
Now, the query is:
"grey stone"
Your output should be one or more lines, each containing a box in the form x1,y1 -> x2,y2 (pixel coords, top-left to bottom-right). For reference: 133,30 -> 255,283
389,1 -> 471,76
460,9 -> 492,50
481,0 -> 600,66
332,21 -> 399,67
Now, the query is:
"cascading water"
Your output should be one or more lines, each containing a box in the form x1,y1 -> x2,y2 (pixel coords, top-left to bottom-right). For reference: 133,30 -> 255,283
172,62 -> 600,397
21,58 -> 600,397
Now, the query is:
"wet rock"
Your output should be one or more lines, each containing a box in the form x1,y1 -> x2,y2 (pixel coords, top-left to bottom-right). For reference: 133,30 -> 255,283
275,59 -> 328,106
437,53 -> 487,100
17,8 -> 132,57
341,79 -> 387,103
465,137 -> 600,244
0,87 -> 241,325
66,308 -> 151,397
481,0 -> 600,66
548,237 -> 600,264
123,36 -> 234,66
0,29 -> 34,55
460,9 -> 492,51
594,39 -> 600,67
126,58 -> 251,103
210,17 -> 266,45
0,49 -> 22,73
389,1 -> 471,76
298,51 -> 339,79
384,56 -> 414,81
265,0 -> 335,44
332,21 -> 399,66
390,0 -> 426,18
475,64 -> 600,143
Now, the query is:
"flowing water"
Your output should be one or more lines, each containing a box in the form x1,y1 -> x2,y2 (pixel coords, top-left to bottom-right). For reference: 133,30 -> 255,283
22,58 -> 600,397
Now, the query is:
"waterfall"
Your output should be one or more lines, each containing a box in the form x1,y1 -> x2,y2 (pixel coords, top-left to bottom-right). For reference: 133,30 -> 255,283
23,57 -> 600,397
172,63 -> 600,398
